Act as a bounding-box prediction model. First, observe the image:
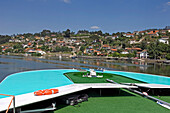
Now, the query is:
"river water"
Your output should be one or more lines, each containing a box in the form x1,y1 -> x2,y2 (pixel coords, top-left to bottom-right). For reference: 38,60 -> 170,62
0,55 -> 170,82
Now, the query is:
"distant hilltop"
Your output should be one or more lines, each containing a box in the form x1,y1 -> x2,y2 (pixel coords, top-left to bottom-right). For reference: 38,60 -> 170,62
165,26 -> 170,30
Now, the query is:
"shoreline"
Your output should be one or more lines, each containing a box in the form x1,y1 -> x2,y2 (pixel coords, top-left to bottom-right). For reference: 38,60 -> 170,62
1,52 -> 170,64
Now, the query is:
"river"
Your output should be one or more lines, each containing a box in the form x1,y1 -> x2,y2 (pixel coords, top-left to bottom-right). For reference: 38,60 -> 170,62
0,55 -> 170,82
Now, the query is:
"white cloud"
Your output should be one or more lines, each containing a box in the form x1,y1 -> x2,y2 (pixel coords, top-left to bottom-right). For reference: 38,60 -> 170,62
62,0 -> 70,3
167,2 -> 170,5
90,26 -> 100,29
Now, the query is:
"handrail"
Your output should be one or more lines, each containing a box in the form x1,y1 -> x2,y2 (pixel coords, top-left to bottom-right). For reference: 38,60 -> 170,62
0,94 -> 15,113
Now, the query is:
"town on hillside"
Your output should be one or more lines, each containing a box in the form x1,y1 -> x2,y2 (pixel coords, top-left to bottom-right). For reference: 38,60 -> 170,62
0,26 -> 170,60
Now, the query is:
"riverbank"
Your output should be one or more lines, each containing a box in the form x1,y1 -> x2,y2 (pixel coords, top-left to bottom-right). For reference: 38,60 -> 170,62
1,52 -> 170,64
77,55 -> 170,64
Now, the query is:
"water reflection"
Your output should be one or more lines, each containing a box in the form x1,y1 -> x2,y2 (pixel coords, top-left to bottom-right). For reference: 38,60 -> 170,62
0,55 -> 170,82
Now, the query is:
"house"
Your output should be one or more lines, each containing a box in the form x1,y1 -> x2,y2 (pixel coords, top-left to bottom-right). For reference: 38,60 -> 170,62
85,48 -> 94,54
162,36 -> 169,39
45,36 -> 50,40
35,36 -> 41,40
102,44 -> 110,50
121,51 -> 129,54
111,49 -> 117,53
133,31 -> 139,35
93,50 -> 101,55
159,30 -> 167,34
51,34 -> 56,37
105,36 -> 118,40
9,39 -> 15,42
139,31 -> 147,35
28,42 -> 32,46
112,35 -> 119,39
137,50 -> 148,59
41,37 -> 45,41
52,38 -> 57,41
25,48 -> 46,55
158,38 -> 169,45
125,48 -> 142,52
14,39 -> 21,43
129,39 -> 137,44
147,30 -> 159,36
123,33 -> 134,38
36,49 -> 46,55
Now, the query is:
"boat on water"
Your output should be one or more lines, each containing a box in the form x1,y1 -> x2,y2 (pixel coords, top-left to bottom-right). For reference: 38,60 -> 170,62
0,69 -> 170,113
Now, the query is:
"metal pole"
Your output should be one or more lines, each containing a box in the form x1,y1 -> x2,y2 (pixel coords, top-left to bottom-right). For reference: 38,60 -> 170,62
13,96 -> 15,113
106,79 -> 170,108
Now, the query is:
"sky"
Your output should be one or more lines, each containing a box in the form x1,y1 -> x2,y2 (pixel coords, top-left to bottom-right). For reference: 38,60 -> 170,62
0,0 -> 170,35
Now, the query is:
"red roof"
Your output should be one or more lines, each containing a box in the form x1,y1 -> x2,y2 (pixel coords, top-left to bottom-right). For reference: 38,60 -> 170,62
126,48 -> 142,51
126,33 -> 134,36
103,44 -> 110,48
111,49 -> 117,51
139,31 -> 146,33
148,30 -> 159,35
28,42 -> 31,46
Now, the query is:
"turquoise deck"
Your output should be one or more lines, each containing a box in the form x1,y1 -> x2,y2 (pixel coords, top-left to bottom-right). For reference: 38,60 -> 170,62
0,69 -> 79,99
104,70 -> 170,85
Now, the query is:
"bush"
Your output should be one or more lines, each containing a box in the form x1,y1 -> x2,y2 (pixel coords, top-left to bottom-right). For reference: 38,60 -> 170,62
112,52 -> 120,57
166,53 -> 170,60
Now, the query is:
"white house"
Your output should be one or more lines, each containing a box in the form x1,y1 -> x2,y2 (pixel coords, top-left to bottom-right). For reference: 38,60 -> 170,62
138,50 -> 148,59
158,39 -> 169,45
121,51 -> 129,54
36,50 -> 46,55
123,33 -> 134,38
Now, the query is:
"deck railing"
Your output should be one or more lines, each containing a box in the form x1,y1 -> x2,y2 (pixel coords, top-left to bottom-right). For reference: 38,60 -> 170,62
0,94 -> 15,113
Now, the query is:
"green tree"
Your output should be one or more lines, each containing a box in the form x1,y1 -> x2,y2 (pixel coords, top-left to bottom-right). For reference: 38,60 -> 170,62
140,41 -> 147,50
0,35 -> 11,44
94,52 -> 97,56
166,53 -> 170,60
41,30 -> 51,37
64,29 -> 71,38
89,35 -> 100,40
112,52 -> 120,57
147,42 -> 160,59
13,43 -> 23,49
80,46 -> 86,52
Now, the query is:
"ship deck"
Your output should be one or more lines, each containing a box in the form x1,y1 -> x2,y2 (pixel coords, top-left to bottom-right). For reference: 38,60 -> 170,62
0,83 -> 137,112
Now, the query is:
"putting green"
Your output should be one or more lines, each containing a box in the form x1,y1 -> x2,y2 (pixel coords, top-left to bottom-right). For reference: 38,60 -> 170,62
65,72 -> 144,83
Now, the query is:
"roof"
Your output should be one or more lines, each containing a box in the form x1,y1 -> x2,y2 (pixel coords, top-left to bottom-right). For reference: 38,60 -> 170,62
28,42 -> 31,46
147,30 -> 159,35
126,48 -> 142,51
111,49 -> 117,51
126,33 -> 134,36
102,44 -> 110,48
139,31 -> 146,33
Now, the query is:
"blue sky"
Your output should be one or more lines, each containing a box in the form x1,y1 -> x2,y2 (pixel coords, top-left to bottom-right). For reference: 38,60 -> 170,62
0,0 -> 170,35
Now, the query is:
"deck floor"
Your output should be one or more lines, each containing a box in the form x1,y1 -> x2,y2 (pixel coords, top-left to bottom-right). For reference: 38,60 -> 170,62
0,83 -> 137,112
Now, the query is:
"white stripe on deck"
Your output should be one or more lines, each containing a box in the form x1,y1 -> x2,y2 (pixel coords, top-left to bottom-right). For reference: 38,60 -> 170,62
76,83 -> 137,88
0,83 -> 137,112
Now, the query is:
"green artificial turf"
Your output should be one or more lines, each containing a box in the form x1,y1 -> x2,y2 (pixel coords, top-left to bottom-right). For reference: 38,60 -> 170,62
154,96 -> 170,103
65,72 -> 143,84
50,90 -> 170,113
49,72 -> 170,113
